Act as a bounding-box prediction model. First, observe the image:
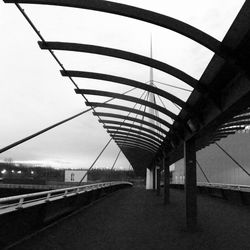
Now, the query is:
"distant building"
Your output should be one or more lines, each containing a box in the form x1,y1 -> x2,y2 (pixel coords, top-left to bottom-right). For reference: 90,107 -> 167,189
65,170 -> 88,183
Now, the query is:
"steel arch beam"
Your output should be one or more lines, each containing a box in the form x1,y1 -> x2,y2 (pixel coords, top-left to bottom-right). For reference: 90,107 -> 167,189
112,133 -> 159,147
115,139 -> 158,152
93,112 -> 168,135
77,89 -> 187,114
219,125 -> 246,131
216,129 -> 241,135
76,89 -> 184,120
213,131 -> 236,138
107,131 -> 161,147
220,120 -> 250,128
110,133 -> 161,149
113,136 -> 158,151
118,144 -> 156,154
102,122 -> 165,140
217,126 -> 245,132
227,114 -> 250,123
9,0 -> 222,53
87,102 -> 172,129
62,70 -> 192,104
117,142 -> 156,154
107,130 -> 162,145
41,42 -> 202,91
42,42 -> 202,92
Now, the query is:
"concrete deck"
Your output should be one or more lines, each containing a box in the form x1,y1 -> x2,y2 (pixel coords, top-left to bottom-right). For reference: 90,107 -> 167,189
8,187 -> 250,250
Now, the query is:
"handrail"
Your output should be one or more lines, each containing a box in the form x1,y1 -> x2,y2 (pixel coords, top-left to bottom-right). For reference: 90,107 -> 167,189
197,182 -> 250,191
0,181 -> 132,211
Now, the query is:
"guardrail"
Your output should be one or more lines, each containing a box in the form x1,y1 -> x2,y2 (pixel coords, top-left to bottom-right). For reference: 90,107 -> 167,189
197,182 -> 250,192
0,181 -> 132,214
0,181 -> 132,248
170,182 -> 250,205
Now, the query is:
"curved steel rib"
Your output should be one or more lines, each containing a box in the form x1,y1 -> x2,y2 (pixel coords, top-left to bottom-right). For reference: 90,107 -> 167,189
112,136 -> 159,150
38,42 -> 201,91
108,130 -> 162,145
93,112 -> 168,135
62,70 -> 194,103
117,142 -> 156,154
110,132 -> 161,147
7,0 -> 222,53
86,102 -> 172,129
102,122 -> 165,141
76,89 -> 184,121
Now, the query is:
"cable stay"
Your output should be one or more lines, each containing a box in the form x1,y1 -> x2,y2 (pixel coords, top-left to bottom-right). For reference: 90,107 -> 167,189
111,150 -> 122,171
145,80 -> 192,92
215,142 -> 250,177
78,138 -> 113,185
196,160 -> 210,183
0,87 -> 136,155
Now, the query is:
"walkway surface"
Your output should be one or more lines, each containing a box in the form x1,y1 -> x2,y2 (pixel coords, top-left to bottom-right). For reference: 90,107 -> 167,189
9,187 -> 250,250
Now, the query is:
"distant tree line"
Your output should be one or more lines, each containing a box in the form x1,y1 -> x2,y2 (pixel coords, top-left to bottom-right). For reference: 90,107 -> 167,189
88,168 -> 135,181
0,160 -> 136,184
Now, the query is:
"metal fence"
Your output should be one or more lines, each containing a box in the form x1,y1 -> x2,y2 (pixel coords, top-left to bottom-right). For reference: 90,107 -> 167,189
0,181 -> 132,213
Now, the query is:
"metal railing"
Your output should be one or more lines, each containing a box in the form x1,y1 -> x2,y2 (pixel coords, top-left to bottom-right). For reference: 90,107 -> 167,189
0,181 -> 132,213
171,181 -> 250,192
197,182 -> 250,192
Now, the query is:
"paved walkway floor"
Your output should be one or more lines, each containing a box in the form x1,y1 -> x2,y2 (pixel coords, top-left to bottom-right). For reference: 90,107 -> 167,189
9,187 -> 250,250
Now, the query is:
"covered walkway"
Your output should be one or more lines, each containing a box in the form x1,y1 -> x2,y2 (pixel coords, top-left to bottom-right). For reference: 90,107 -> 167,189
9,187 -> 250,250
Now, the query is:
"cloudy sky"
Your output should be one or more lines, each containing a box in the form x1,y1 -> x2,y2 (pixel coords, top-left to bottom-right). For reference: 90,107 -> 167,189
0,0 -> 245,170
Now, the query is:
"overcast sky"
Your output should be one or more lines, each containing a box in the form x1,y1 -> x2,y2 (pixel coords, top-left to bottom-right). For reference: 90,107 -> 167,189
0,0 -> 245,170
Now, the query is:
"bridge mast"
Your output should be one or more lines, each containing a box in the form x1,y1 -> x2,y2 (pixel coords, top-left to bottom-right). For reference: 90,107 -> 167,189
146,36 -> 158,190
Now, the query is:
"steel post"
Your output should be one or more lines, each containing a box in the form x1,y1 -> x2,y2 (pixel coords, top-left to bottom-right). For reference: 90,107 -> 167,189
184,138 -> 197,230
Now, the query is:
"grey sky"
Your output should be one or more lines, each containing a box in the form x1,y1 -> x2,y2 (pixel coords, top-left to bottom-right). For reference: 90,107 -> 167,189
0,0 -> 244,169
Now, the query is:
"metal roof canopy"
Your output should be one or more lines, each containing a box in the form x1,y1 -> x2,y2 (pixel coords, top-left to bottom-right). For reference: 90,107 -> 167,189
3,0 -> 250,175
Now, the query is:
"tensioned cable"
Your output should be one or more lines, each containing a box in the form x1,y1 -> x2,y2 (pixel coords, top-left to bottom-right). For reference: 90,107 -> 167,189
108,149 -> 122,180
153,82 -> 182,116
215,142 -> 250,177
111,89 -> 147,139
139,92 -> 149,132
13,4 -> 149,164
78,138 -> 112,185
0,87 -> 136,155
14,4 -> 162,171
14,4 -> 106,127
111,150 -> 122,171
80,89 -> 157,181
79,90 -> 151,184
152,94 -> 162,138
116,90 -> 158,146
145,80 -> 192,92
133,91 -> 158,139
153,83 -> 175,126
196,160 -> 210,183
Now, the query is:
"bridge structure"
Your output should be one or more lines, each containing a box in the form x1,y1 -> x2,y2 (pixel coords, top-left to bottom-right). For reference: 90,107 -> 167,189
1,0 -> 250,248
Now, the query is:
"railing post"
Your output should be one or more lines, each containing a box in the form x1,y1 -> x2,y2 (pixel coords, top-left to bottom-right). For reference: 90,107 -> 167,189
16,197 -> 24,209
184,138 -> 197,230
64,190 -> 68,197
45,192 -> 51,202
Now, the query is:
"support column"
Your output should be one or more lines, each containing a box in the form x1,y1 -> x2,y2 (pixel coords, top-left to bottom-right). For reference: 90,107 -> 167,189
163,156 -> 170,204
184,138 -> 197,230
156,166 -> 161,196
146,168 -> 153,190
